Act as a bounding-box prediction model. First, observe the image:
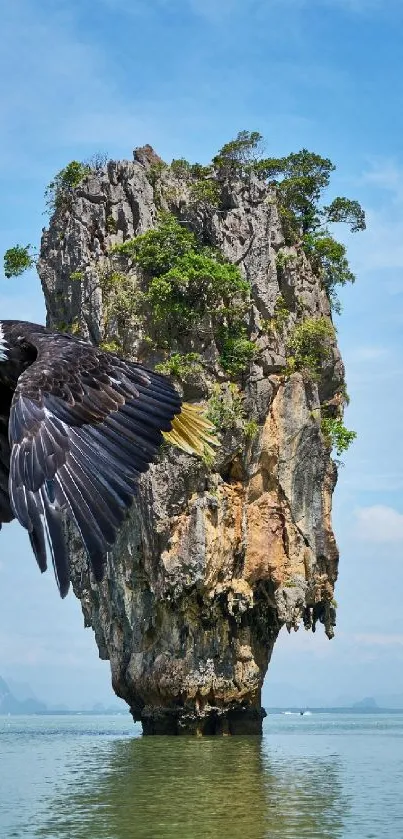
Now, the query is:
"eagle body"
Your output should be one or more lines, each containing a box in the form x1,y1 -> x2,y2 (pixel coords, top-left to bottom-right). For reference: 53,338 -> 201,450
0,321 -> 216,596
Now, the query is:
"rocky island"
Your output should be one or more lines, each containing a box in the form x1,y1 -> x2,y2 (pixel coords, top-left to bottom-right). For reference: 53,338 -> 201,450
10,132 -> 363,734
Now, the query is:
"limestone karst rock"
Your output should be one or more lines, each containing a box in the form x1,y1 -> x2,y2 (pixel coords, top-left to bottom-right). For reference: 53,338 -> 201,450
38,146 -> 343,734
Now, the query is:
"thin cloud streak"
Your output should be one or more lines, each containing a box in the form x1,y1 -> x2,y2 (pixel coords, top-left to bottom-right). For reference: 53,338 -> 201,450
355,505 -> 403,542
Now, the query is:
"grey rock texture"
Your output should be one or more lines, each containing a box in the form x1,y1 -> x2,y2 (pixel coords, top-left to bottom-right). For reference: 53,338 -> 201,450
38,147 -> 343,734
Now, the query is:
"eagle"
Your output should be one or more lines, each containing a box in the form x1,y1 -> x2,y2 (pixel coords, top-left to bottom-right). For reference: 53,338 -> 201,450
0,320 -> 217,597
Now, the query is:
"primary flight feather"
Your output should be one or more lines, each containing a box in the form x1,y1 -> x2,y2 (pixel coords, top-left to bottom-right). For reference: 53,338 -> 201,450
0,321 -> 217,597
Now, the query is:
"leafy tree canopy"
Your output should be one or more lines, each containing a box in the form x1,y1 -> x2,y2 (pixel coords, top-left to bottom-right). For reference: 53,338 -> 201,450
212,131 -> 265,177
3,245 -> 35,278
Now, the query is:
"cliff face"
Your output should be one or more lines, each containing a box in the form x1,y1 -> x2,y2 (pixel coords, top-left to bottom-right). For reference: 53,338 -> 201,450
38,146 -> 342,734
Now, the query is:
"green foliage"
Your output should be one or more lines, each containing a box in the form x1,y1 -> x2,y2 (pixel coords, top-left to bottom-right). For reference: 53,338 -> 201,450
170,159 -> 212,181
140,334 -> 169,352
321,417 -> 357,456
3,244 -> 34,278
244,419 -> 259,440
273,294 -> 290,333
189,179 -> 221,208
276,150 -> 335,234
69,319 -> 81,335
45,154 -> 108,214
170,158 -> 192,179
98,268 -> 142,355
275,249 -> 296,271
146,249 -> 249,326
190,163 -> 212,178
70,270 -> 83,282
302,233 -> 355,313
45,161 -> 91,213
147,160 -> 168,187
253,157 -> 287,181
106,215 -> 118,234
100,269 -> 141,320
213,131 -> 265,178
112,213 -> 196,274
219,333 -> 257,377
113,214 -> 252,377
99,339 -> 122,353
323,197 -> 366,232
207,383 -> 246,431
338,381 -> 350,406
55,319 -> 81,336
155,352 -> 202,381
210,132 -> 364,312
207,383 -> 259,441
287,316 -> 334,379
262,293 -> 290,335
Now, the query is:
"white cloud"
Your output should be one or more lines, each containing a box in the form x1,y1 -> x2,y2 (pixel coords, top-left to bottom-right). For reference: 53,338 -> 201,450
344,208 -> 403,273
344,472 -> 403,493
99,0 -> 391,22
355,505 -> 403,543
363,157 -> 403,203
353,633 -> 403,647
345,159 -> 403,273
347,345 -> 388,363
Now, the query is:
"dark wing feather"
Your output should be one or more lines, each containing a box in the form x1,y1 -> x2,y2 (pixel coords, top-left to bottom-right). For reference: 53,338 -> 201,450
0,386 -> 14,529
8,331 -> 181,596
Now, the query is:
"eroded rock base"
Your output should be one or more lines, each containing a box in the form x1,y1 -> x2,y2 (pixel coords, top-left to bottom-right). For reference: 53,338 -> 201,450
136,703 -> 266,736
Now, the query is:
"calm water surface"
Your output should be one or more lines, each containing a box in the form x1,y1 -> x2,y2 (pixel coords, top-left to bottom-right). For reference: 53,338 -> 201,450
0,712 -> 402,838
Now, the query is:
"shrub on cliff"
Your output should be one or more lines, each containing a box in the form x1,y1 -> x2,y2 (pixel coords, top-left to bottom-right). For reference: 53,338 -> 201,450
112,213 -> 255,378
211,133 -> 365,311
321,416 -> 356,456
45,154 -> 107,214
287,316 -> 335,379
114,213 -> 196,274
302,234 -> 355,313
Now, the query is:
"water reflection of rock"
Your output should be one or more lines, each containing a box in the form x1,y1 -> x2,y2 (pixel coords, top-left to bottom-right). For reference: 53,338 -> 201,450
38,736 -> 347,839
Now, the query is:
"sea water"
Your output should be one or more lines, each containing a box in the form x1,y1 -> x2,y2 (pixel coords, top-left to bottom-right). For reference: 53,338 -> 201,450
0,712 -> 402,838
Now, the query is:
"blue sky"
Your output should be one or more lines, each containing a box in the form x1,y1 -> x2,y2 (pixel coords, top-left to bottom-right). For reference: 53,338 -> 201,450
1,0 -> 403,708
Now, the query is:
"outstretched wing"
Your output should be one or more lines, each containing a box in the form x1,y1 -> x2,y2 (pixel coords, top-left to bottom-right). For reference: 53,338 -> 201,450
8,332 -> 182,596
0,386 -> 14,528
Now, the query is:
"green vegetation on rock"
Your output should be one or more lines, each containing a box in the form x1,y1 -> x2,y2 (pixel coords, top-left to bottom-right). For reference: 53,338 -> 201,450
70,270 -> 84,282
155,352 -> 202,382
112,213 -> 254,378
213,130 -> 265,178
189,179 -> 221,209
321,417 -> 357,456
98,267 -> 142,353
45,161 -> 91,214
45,153 -> 107,214
302,233 -> 355,314
207,383 -> 259,440
287,316 -> 335,379
211,131 -> 365,312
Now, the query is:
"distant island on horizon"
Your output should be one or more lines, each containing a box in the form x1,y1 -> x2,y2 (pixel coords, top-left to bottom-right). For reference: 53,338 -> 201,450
0,675 -> 126,716
1,675 -> 403,715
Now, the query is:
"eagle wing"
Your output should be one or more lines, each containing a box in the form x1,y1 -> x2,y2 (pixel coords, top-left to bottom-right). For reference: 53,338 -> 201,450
8,332 -> 182,596
0,387 -> 14,527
